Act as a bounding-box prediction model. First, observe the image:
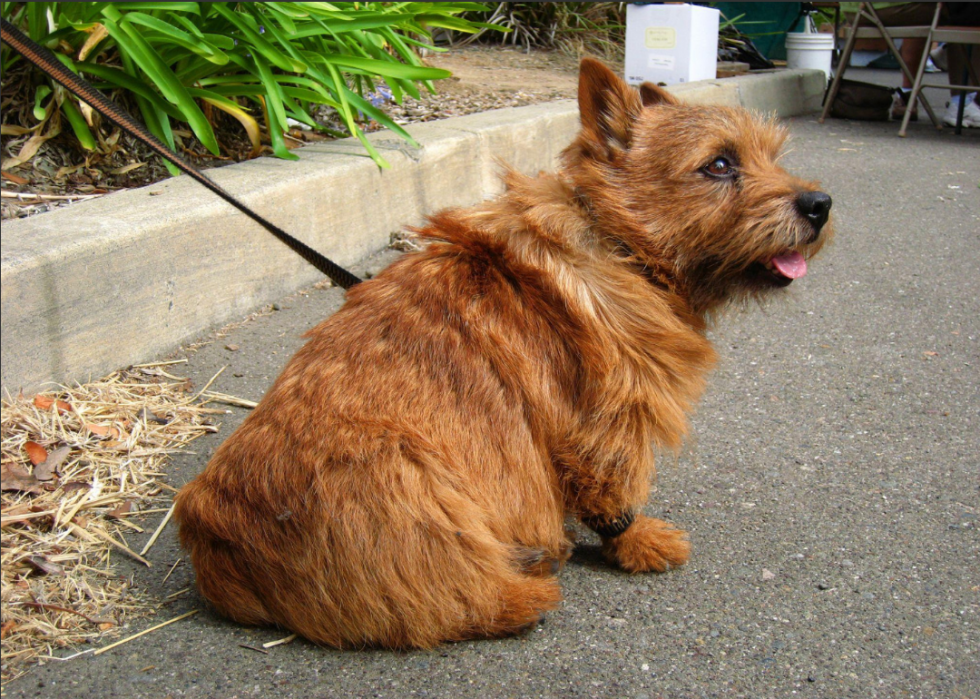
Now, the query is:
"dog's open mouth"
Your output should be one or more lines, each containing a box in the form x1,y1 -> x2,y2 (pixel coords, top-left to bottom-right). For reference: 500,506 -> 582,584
763,250 -> 807,286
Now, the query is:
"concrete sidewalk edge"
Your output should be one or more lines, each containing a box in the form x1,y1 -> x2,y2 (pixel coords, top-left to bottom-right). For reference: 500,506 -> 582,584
1,69 -> 826,395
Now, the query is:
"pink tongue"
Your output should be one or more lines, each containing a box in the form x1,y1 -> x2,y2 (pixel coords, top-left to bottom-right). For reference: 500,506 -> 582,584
771,251 -> 807,279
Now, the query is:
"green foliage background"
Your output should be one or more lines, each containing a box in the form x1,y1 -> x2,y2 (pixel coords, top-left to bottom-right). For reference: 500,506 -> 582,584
1,2 -> 498,169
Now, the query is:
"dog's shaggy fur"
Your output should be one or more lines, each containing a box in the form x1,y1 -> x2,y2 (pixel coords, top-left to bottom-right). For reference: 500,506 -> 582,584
175,58 -> 831,648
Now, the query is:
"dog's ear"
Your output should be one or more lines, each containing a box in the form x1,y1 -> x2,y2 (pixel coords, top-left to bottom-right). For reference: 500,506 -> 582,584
639,81 -> 680,108
578,57 -> 644,151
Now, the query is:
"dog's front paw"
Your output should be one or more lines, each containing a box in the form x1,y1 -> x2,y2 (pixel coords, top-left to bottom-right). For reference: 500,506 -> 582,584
600,515 -> 690,573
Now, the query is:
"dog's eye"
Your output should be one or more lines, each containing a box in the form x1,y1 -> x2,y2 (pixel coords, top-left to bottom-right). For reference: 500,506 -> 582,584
704,157 -> 736,178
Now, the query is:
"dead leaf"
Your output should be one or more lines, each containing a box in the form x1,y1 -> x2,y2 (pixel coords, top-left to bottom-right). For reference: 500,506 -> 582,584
86,423 -> 111,438
61,480 -> 91,493
0,620 -> 16,640
107,501 -> 133,519
33,446 -> 71,481
1,503 -> 34,518
2,170 -> 29,185
923,351 -> 938,357
98,622 -> 114,632
26,556 -> 65,576
1,112 -> 62,170
1,462 -> 42,494
24,441 -> 48,466
1,124 -> 35,136
225,344 -> 240,351
110,162 -> 145,176
139,407 -> 169,425
78,100 -> 96,127
101,427 -> 129,445
55,163 -> 86,179
34,394 -> 72,414
78,22 -> 109,61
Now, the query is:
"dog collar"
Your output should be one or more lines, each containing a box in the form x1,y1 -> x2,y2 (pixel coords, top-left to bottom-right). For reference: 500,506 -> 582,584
583,511 -> 636,539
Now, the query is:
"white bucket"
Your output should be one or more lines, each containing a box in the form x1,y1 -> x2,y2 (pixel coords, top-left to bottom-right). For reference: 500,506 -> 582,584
785,32 -> 835,82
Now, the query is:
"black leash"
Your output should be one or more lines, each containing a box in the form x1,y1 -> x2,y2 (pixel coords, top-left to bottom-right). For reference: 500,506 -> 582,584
0,17 -> 362,290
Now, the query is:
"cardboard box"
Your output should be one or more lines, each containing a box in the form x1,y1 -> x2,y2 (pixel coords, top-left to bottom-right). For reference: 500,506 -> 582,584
625,3 -> 720,85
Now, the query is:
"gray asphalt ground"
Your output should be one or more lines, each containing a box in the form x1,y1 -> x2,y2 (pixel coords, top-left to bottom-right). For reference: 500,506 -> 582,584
6,74 -> 979,699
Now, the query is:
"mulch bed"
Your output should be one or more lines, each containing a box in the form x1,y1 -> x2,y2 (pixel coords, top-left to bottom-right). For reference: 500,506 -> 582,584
0,362 -> 234,682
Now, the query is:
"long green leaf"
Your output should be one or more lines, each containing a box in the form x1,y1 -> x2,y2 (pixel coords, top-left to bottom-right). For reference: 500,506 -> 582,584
112,2 -> 200,13
261,2 -> 297,34
27,1 -> 46,42
265,2 -> 310,20
121,11 -> 228,65
100,11 -> 219,154
77,62 -> 184,120
260,93 -> 299,161
288,13 -> 417,38
33,85 -> 52,120
281,86 -> 340,108
60,94 -> 97,151
317,54 -> 450,81
211,3 -> 307,74
344,89 -> 417,147
415,13 -> 497,34
248,52 -> 289,132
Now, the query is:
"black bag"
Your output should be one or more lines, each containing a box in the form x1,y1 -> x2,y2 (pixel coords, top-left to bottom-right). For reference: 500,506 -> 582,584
829,79 -> 897,121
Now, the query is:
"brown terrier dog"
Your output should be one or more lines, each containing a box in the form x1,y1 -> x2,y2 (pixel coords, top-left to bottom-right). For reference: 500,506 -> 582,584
175,58 -> 831,649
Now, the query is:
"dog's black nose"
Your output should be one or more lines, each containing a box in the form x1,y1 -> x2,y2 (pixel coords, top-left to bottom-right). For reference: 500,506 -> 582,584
796,191 -> 832,233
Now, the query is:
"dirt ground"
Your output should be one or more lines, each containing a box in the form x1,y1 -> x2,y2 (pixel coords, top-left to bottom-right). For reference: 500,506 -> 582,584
426,45 -> 581,102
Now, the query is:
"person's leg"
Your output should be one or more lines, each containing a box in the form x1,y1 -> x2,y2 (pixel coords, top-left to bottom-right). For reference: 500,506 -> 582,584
943,45 -> 980,127
875,3 -> 939,89
900,38 -> 927,89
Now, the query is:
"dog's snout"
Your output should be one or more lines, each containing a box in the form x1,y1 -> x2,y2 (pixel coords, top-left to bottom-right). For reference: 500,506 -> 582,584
796,191 -> 832,233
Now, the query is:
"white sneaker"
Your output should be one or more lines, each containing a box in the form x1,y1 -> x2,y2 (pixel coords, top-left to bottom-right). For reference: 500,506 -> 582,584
943,93 -> 980,127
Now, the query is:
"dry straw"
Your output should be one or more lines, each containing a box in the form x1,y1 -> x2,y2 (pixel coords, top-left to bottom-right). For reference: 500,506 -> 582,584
1,361 -> 222,682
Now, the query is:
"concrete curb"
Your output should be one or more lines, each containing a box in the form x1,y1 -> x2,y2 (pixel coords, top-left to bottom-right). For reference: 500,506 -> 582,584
1,69 -> 826,395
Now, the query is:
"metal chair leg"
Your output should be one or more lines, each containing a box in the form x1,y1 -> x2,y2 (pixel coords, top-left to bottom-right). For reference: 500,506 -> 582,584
821,2 -> 864,123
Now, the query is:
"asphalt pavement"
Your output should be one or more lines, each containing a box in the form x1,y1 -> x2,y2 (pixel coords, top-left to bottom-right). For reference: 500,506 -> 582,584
5,100 -> 979,698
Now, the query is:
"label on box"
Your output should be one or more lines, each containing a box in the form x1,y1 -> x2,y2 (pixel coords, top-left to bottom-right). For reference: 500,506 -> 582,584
645,27 -> 676,49
647,54 -> 675,70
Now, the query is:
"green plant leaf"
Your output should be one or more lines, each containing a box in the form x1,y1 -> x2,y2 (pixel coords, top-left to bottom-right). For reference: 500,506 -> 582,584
249,51 -> 290,132
60,94 -> 97,150
261,2 -> 297,34
100,11 -> 219,154
265,2 -> 310,20
33,85 -> 53,120
289,13 -> 417,37
189,88 -> 262,157
344,89 -> 417,147
317,54 -> 450,81
121,11 -> 228,65
211,3 -> 307,74
77,62 -> 184,120
136,94 -> 180,177
258,94 -> 299,161
112,2 -> 200,13
3,0 -> 502,168
415,13 -> 497,34
27,1 -> 46,42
